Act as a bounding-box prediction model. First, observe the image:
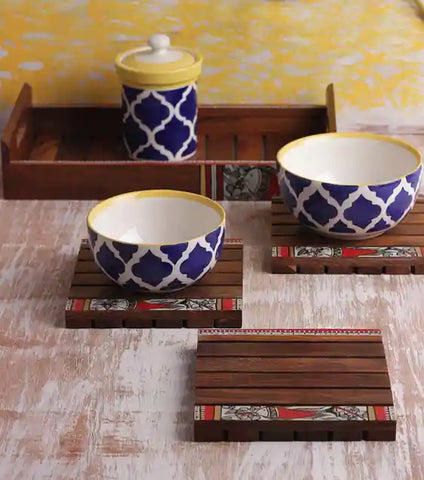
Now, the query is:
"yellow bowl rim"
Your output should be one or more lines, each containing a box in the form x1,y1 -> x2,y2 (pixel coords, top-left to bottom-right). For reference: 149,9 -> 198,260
276,132 -> 422,187
87,189 -> 226,247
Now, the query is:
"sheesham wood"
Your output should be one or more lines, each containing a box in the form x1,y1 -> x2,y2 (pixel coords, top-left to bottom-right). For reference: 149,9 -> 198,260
193,329 -> 396,442
1,83 -> 336,200
271,197 -> 424,274
2,197 -> 424,476
65,240 -> 243,328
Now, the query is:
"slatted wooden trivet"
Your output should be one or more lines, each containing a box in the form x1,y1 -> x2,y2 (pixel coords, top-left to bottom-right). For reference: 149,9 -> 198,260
272,196 -> 424,274
194,328 -> 396,442
65,239 -> 243,328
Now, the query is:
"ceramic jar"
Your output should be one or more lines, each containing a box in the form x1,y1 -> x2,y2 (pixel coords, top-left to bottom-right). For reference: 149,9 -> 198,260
115,34 -> 203,161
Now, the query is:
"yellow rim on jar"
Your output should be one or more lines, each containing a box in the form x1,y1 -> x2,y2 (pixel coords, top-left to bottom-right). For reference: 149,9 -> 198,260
115,34 -> 203,91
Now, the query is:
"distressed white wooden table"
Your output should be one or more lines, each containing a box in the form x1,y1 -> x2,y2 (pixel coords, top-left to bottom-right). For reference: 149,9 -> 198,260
1,149 -> 424,478
0,197 -> 424,480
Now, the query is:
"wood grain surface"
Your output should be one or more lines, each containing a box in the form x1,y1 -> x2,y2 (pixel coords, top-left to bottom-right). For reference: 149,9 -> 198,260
193,329 -> 395,441
65,241 -> 243,329
0,85 -> 332,200
1,180 -> 424,477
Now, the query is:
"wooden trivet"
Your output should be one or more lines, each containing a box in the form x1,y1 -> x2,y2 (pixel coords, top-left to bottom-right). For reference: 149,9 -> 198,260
272,197 -> 424,274
65,240 -> 243,328
194,328 -> 396,442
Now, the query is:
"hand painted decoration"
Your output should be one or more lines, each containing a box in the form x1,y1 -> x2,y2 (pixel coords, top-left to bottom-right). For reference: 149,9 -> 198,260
88,226 -> 225,292
87,190 -> 226,293
273,245 -> 423,259
277,133 -> 422,240
195,404 -> 395,422
115,34 -> 203,161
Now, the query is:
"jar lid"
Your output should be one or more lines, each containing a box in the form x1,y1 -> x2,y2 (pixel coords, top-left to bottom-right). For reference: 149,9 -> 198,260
115,34 -> 202,90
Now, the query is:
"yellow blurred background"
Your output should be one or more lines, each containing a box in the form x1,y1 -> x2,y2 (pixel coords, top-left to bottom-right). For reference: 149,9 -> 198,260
1,0 -> 424,131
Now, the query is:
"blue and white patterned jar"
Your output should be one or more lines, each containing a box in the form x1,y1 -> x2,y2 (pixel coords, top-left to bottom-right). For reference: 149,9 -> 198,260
115,34 -> 202,161
277,133 -> 422,240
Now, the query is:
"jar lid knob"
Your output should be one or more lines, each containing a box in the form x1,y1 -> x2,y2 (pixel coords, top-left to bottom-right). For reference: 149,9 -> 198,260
148,34 -> 170,53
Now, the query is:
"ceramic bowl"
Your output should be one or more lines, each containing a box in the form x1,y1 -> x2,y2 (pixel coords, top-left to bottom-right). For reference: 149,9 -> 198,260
277,133 -> 422,240
87,190 -> 225,292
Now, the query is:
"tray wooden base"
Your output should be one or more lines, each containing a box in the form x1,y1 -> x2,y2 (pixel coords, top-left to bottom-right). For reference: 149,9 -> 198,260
1,83 -> 336,200
271,197 -> 424,274
65,240 -> 243,328
194,329 -> 396,442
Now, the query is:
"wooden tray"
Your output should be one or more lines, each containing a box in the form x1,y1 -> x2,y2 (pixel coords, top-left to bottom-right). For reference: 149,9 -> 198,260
194,328 -> 396,442
272,197 -> 424,274
1,83 -> 336,200
65,239 -> 243,328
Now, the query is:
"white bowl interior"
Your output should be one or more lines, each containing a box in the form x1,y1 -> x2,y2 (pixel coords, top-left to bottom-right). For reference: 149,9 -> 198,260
89,193 -> 223,244
279,135 -> 420,185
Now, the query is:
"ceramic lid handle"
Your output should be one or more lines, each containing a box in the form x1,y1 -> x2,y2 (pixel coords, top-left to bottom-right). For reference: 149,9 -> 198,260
148,34 -> 170,54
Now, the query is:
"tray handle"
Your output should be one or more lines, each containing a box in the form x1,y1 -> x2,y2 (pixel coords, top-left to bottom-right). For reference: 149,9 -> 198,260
325,83 -> 337,133
1,83 -> 34,164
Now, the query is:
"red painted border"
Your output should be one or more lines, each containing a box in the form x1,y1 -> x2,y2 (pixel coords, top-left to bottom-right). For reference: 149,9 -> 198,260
199,328 -> 381,335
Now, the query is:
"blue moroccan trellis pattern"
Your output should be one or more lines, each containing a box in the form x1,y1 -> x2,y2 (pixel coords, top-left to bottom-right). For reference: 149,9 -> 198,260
278,166 -> 422,238
88,225 -> 225,293
122,82 -> 197,161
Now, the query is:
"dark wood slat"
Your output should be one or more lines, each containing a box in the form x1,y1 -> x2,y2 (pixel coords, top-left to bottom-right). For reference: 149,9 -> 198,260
214,317 -> 243,328
69,284 -> 242,299
193,330 -> 395,443
206,135 -> 235,161
194,420 -> 396,442
28,132 -> 60,161
196,357 -> 387,373
227,424 -> 259,441
272,257 -> 424,272
32,104 -> 327,137
199,115 -> 327,136
412,202 -> 424,213
93,317 -> 123,328
198,334 -> 382,343
297,264 -> 326,274
195,134 -> 206,161
264,134 -> 285,160
195,387 -> 393,405
325,265 -> 355,274
197,341 -> 385,357
66,310 -> 241,328
271,213 -> 299,225
87,136 -> 126,161
4,162 -> 203,200
195,372 -> 391,388
236,134 -> 264,161
384,265 -> 412,275
56,136 -> 92,161
72,271 -> 242,287
355,266 -> 383,275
